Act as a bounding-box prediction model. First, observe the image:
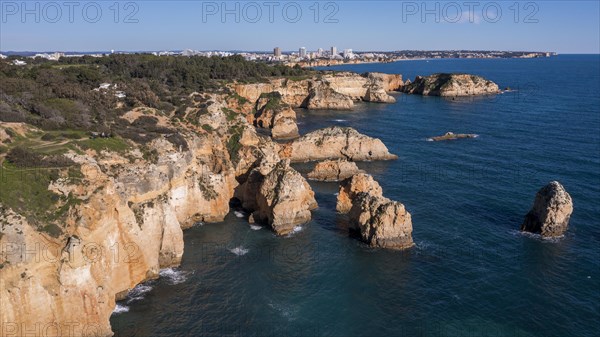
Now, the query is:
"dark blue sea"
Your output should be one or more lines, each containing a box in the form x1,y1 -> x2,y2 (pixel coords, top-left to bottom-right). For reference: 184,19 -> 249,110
111,55 -> 600,337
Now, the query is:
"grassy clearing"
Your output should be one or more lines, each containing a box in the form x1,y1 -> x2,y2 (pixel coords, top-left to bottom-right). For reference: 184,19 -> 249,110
0,162 -> 59,228
76,137 -> 131,154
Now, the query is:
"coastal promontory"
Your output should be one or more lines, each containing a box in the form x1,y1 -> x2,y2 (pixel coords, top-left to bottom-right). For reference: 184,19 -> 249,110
402,73 -> 500,96
281,126 -> 398,162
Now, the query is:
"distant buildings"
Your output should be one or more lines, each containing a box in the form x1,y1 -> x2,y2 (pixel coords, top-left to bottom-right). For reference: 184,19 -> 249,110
343,49 -> 353,59
299,47 -> 307,58
331,46 -> 337,57
12,60 -> 27,66
0,54 -> 7,59
33,52 -> 64,61
317,48 -> 323,57
274,47 -> 281,58
179,49 -> 233,57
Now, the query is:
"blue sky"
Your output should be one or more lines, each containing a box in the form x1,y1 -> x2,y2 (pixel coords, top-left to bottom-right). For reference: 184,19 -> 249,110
0,1 -> 598,53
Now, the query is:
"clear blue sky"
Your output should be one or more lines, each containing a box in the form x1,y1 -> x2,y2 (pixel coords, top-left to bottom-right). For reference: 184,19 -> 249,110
1,0 -> 598,53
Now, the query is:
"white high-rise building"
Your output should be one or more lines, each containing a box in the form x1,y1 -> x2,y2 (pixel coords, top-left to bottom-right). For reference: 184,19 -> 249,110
299,47 -> 307,58
343,49 -> 353,59
274,47 -> 281,58
331,46 -> 337,57
317,48 -> 324,57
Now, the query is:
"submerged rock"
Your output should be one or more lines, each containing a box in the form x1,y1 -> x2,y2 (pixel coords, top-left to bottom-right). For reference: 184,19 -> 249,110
348,193 -> 414,250
402,73 -> 500,96
521,181 -> 573,238
428,132 -> 478,141
336,173 -> 383,213
282,126 -> 398,162
307,159 -> 364,182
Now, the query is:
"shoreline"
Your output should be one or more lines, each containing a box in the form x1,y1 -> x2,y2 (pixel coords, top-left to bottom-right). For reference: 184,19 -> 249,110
294,55 -> 558,69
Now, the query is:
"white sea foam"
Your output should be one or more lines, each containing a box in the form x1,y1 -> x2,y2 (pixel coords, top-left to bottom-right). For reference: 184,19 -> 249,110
284,225 -> 304,238
230,246 -> 249,256
193,221 -> 204,227
112,303 -> 129,314
332,119 -> 347,122
250,225 -> 262,230
159,268 -> 191,285
426,138 -> 434,142
126,284 -> 153,304
334,192 -> 339,196
268,302 -> 299,321
510,230 -> 564,242
234,211 -> 245,218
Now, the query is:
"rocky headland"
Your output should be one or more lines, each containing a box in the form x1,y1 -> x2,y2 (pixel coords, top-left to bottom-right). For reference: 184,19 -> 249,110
232,72 -> 403,110
402,73 -> 500,96
521,181 -> 573,238
280,126 -> 398,162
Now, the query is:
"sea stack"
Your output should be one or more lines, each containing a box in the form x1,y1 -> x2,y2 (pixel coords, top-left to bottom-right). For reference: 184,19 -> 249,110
348,193 -> 414,250
521,181 -> 573,238
252,159 -> 318,235
337,173 -> 414,250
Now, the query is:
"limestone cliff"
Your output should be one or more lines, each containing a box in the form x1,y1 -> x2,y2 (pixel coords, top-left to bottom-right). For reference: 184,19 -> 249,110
0,72 -> 402,336
251,93 -> 300,140
232,72 -> 403,110
0,130 -> 237,336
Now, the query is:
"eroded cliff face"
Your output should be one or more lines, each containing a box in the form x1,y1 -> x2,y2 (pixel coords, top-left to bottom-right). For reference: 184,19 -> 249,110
231,72 -> 403,109
0,71 -> 403,336
0,126 -> 237,336
251,94 -> 300,140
